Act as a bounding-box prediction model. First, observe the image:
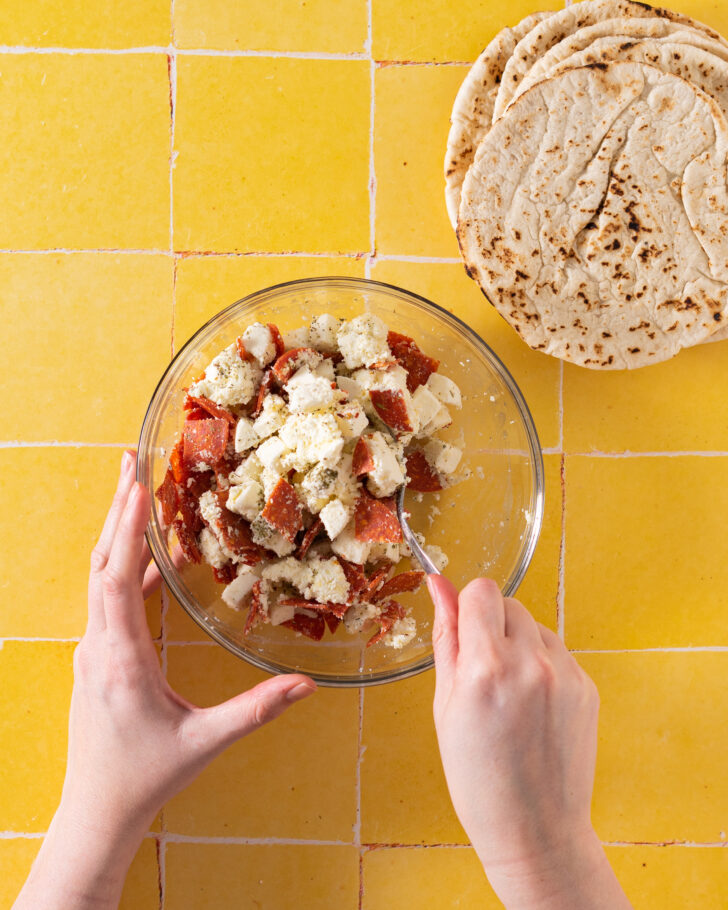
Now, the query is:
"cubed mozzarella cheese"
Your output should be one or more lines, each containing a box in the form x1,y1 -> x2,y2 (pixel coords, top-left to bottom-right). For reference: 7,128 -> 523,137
337,313 -> 391,369
319,499 -> 350,541
384,615 -> 417,649
412,385 -> 442,435
198,490 -> 240,563
256,435 -> 290,473
234,416 -> 259,453
314,358 -> 336,381
420,402 -> 452,436
268,602 -> 296,625
343,601 -> 379,633
198,527 -> 228,569
424,544 -> 449,572
369,541 -> 403,563
283,326 -> 310,349
252,394 -> 289,439
365,431 -> 405,497
335,402 -> 369,440
285,368 -> 337,412
304,557 -> 349,604
278,412 -> 344,471
262,556 -> 309,590
426,372 -> 462,408
221,569 -> 259,609
242,322 -> 276,366
229,451 -> 263,485
189,344 -> 259,407
227,480 -> 264,521
260,465 -> 282,500
423,439 -> 461,474
334,454 -> 361,507
330,521 -> 372,564
336,375 -> 365,402
299,462 -> 340,513
250,517 -> 296,556
309,313 -> 343,352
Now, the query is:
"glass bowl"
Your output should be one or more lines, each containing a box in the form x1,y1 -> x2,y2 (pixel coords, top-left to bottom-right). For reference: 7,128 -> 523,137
138,277 -> 544,687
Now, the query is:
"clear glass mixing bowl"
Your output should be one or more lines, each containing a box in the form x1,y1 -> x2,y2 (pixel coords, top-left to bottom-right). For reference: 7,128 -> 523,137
138,277 -> 544,686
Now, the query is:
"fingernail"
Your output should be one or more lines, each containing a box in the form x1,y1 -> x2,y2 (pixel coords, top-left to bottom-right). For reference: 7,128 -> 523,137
286,682 -> 315,703
121,450 -> 134,474
427,575 -> 442,609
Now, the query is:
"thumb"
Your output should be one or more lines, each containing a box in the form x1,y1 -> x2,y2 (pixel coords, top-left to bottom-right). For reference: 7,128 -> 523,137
428,574 -> 459,681
199,674 -> 316,751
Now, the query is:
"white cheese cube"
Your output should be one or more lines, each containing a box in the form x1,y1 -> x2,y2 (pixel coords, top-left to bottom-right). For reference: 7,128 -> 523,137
424,544 -> 449,572
337,375 -> 365,402
226,480 -> 264,521
229,451 -> 263,485
334,453 -> 361,507
343,602 -> 379,633
252,394 -> 289,439
313,358 -> 336,381
309,313 -> 343,352
283,326 -> 309,349
331,521 -> 372,565
420,403 -> 452,436
426,373 -> 462,408
278,412 -> 344,471
412,385 -> 442,436
285,368 -> 337,413
319,499 -> 350,541
337,313 -> 391,369
335,402 -> 369,441
198,527 -> 228,570
262,556 -> 309,591
366,431 -> 405,497
256,435 -> 290,473
423,439 -> 461,474
299,462 -> 340,513
369,541 -> 402,563
384,616 -> 417,649
304,557 -> 349,604
189,344 -> 259,408
260,465 -> 282,500
268,602 -> 296,625
234,416 -> 258,454
251,517 -> 296,556
352,365 -> 408,397
221,569 -> 259,609
198,491 -> 239,564
242,322 -> 276,366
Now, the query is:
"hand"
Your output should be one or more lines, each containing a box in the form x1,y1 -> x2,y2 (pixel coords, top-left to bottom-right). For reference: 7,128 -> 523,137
14,451 -> 316,910
429,576 -> 631,910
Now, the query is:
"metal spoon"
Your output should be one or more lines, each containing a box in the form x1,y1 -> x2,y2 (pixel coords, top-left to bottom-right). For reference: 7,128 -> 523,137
395,481 -> 441,576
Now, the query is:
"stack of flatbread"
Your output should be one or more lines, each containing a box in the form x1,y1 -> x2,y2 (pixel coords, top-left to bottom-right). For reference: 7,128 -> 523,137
446,0 -> 728,369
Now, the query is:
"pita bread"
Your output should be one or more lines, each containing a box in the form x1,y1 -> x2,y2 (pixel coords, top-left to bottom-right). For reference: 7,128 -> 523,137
458,62 -> 728,369
492,0 -> 727,121
444,12 -> 553,229
510,17 -> 728,109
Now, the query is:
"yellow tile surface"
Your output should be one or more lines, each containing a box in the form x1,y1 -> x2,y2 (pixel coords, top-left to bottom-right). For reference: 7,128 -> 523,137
563,341 -> 728,453
361,671 -> 466,845
0,836 -> 160,909
564,457 -> 728,649
362,847 -> 500,908
370,260 -> 560,449
165,843 -> 359,909
0,54 -> 169,250
605,846 -> 728,909
372,0 -> 556,62
0,642 -> 74,830
0,447 -> 129,638
165,587 -> 209,642
654,0 -> 728,34
0,1 -> 169,47
174,254 -> 366,348
0,253 -> 171,443
173,58 -> 370,253
375,65 -> 466,258
174,0 -> 367,52
164,645 -> 358,838
579,653 -> 728,843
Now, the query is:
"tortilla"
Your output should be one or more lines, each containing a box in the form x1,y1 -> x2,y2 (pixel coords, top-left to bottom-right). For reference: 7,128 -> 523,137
510,17 -> 728,110
457,62 -> 728,369
492,0 -> 727,121
444,11 -> 553,229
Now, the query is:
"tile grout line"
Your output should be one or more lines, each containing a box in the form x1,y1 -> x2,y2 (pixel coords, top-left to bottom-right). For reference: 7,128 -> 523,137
557,453 -> 566,640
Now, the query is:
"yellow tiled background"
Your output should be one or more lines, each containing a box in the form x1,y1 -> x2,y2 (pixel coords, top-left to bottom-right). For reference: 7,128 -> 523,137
1,1 -> 727,907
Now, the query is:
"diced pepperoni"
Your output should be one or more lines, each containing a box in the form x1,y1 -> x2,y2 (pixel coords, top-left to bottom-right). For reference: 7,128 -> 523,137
244,580 -> 265,635
212,563 -> 237,585
281,612 -> 325,641
354,491 -> 403,543
279,598 -> 349,619
322,351 -> 344,364
169,438 -> 187,484
261,478 -> 304,543
155,468 -> 179,526
324,613 -> 341,634
295,517 -> 323,560
368,359 -> 399,371
406,449 -> 443,492
363,564 -> 392,600
387,331 -> 440,392
370,389 -> 413,434
182,418 -> 229,469
185,395 -> 237,426
211,490 -> 265,561
336,557 -> 367,599
372,570 -> 425,602
177,487 -> 204,535
271,347 -> 319,383
184,407 -> 211,421
172,518 -> 202,564
236,336 -> 254,362
252,369 -> 275,418
267,323 -> 285,357
352,437 -> 375,476
367,600 -> 406,647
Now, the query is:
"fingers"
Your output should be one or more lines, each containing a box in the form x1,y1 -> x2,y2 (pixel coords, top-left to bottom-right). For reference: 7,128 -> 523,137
102,482 -> 153,640
428,574 -> 459,681
503,597 -> 544,649
457,578 -> 506,663
141,560 -> 163,600
199,674 -> 316,751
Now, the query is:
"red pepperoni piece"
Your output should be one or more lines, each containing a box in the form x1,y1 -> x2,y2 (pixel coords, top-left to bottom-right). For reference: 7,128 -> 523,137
405,449 -> 443,492
155,468 -> 179,526
281,612 -> 326,641
169,438 -> 187,484
261,478 -> 304,543
172,518 -> 202,564
184,407 -> 210,421
212,563 -> 237,585
354,491 -> 402,543
278,598 -> 349,619
211,490 -> 265,562
244,580 -> 265,635
370,389 -> 413,434
352,436 -> 375,476
185,395 -> 237,426
252,369 -> 275,418
387,331 -> 440,392
372,570 -> 425,602
267,323 -> 286,357
324,613 -> 341,634
367,600 -> 406,647
182,418 -> 229,469
363,563 -> 392,600
336,557 -> 367,599
295,517 -> 323,560
271,347 -> 320,383
236,336 -> 254,362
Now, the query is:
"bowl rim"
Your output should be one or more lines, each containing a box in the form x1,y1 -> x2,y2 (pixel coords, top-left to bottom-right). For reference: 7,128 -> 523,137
138,275 -> 545,687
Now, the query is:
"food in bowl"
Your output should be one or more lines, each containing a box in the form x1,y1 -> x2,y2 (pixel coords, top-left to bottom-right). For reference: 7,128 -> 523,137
155,312 -> 462,649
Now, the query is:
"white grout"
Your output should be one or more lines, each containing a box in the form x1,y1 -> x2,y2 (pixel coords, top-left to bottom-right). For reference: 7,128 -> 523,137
557,455 -> 566,641
0,441 -> 132,448
163,834 -> 355,845
375,254 -> 462,264
365,0 -> 376,283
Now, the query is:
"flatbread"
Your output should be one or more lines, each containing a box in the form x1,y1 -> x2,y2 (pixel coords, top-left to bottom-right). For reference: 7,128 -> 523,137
492,0 -> 727,121
458,62 -> 728,369
510,17 -> 728,110
444,12 -> 553,229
